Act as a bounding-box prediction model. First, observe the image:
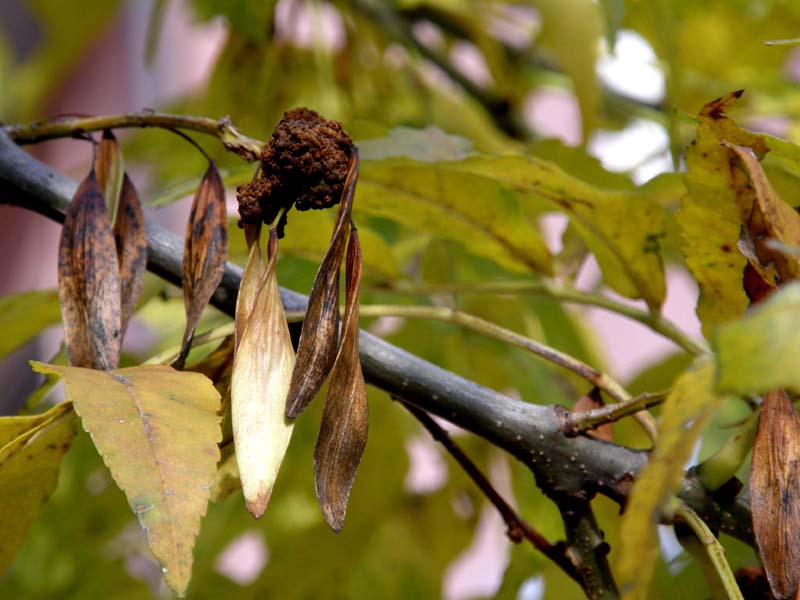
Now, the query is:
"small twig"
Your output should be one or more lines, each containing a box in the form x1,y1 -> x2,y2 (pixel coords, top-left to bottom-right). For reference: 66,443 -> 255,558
562,392 -> 668,436
559,499 -> 619,599
4,112 -> 264,162
286,303 -> 658,442
388,278 -> 708,356
398,399 -> 581,584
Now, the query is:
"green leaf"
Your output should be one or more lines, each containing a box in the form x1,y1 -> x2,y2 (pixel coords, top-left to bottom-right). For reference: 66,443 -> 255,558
358,126 -> 474,162
30,362 -> 222,597
714,282 -> 800,395
617,357 -> 729,600
0,290 -> 61,361
533,0 -> 602,138
0,402 -> 76,575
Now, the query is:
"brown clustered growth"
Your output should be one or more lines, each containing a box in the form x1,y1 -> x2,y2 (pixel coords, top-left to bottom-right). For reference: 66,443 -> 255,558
237,107 -> 354,237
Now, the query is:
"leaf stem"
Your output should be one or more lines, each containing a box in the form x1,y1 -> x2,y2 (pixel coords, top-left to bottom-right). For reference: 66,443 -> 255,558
4,113 -> 264,162
389,278 -> 708,356
399,399 -> 582,584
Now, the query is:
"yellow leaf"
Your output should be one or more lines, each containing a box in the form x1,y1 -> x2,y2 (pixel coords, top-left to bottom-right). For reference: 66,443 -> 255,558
0,402 -> 76,574
679,91 -> 766,335
30,362 -> 222,597
0,289 -> 60,361
358,160 -> 554,276
617,357 -> 729,599
457,155 -> 667,308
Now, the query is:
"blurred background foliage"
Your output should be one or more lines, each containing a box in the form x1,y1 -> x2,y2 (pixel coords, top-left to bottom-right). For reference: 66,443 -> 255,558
2,0 -> 800,597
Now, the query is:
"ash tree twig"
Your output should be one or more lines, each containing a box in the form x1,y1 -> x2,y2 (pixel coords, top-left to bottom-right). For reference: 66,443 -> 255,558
398,398 -> 581,584
561,392 -> 668,437
3,112 -> 264,162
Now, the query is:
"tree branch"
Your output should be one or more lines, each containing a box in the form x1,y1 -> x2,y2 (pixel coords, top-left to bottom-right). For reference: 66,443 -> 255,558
398,399 -> 581,583
325,302 -> 657,443
3,113 -> 264,162
559,499 -> 619,599
0,130 -> 754,552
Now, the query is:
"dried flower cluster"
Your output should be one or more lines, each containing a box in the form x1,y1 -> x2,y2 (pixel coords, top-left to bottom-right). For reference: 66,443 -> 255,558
236,108 -> 354,237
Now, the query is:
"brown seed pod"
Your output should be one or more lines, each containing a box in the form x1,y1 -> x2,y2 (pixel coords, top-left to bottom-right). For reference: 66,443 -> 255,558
236,108 -> 354,237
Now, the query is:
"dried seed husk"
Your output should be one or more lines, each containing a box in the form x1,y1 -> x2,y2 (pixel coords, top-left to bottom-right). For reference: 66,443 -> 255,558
750,389 -> 800,599
286,150 -> 360,418
95,129 -> 124,226
235,223 -> 264,348
114,174 -> 147,338
314,228 -> 368,531
58,170 -> 121,370
231,229 -> 295,518
175,161 -> 228,369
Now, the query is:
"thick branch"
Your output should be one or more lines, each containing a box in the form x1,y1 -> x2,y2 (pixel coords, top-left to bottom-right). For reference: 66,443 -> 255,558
0,130 -> 754,549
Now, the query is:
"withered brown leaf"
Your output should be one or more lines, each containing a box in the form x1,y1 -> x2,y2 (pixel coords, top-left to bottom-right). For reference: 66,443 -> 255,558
114,174 -> 147,338
314,227 -> 368,531
723,142 -> 800,285
175,161 -> 228,369
58,170 -> 121,370
286,150 -> 360,418
750,389 -> 800,599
